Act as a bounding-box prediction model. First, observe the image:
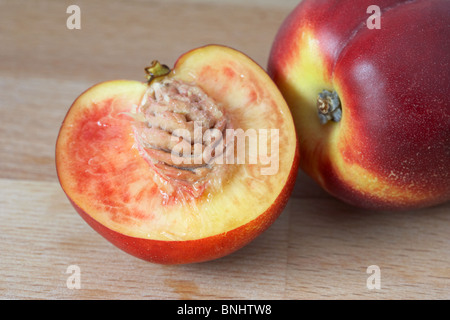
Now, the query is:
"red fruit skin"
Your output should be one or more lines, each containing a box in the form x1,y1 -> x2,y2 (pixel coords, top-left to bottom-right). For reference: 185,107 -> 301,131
269,0 -> 401,82
268,0 -> 450,210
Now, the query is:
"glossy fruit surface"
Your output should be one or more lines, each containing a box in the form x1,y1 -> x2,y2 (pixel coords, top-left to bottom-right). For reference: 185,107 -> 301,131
268,0 -> 450,210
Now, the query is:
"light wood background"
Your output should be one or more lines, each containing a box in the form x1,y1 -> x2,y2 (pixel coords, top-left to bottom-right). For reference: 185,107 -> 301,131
0,0 -> 448,300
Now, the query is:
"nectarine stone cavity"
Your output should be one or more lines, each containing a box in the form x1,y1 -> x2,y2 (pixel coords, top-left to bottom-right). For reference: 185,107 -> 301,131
131,76 -> 233,199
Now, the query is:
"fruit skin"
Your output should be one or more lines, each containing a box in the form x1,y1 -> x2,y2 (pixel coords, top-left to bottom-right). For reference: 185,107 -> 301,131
268,0 -> 450,210
56,45 -> 300,264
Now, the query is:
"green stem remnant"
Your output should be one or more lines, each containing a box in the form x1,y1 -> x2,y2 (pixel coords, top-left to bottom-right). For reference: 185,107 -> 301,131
317,89 -> 342,124
145,60 -> 171,84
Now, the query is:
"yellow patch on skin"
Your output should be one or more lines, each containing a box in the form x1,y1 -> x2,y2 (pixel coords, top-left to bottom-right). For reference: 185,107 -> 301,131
278,30 -> 339,179
327,135 -> 434,207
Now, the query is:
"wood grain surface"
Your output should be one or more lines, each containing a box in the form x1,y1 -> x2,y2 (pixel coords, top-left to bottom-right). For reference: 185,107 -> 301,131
0,0 -> 449,300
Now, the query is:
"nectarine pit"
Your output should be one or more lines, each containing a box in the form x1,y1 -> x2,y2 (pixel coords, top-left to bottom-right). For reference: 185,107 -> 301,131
317,89 -> 342,124
132,63 -> 234,198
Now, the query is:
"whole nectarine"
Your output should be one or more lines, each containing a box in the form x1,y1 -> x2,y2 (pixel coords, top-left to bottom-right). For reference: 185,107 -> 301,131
268,0 -> 450,210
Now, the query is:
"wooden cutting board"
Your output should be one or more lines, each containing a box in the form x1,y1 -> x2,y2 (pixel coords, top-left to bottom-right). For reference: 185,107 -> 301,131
1,0 -> 448,299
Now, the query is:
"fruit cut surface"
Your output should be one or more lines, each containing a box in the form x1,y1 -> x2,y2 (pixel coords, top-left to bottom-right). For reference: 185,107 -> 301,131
56,45 -> 298,249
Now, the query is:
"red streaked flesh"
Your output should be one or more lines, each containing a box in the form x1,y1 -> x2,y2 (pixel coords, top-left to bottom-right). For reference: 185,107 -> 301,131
56,46 -> 297,241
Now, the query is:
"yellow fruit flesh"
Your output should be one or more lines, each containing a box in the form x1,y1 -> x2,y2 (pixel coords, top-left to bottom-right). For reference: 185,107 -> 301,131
56,46 -> 297,241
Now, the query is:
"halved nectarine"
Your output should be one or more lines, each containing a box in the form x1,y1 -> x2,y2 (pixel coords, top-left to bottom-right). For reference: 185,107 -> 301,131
56,45 -> 299,264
